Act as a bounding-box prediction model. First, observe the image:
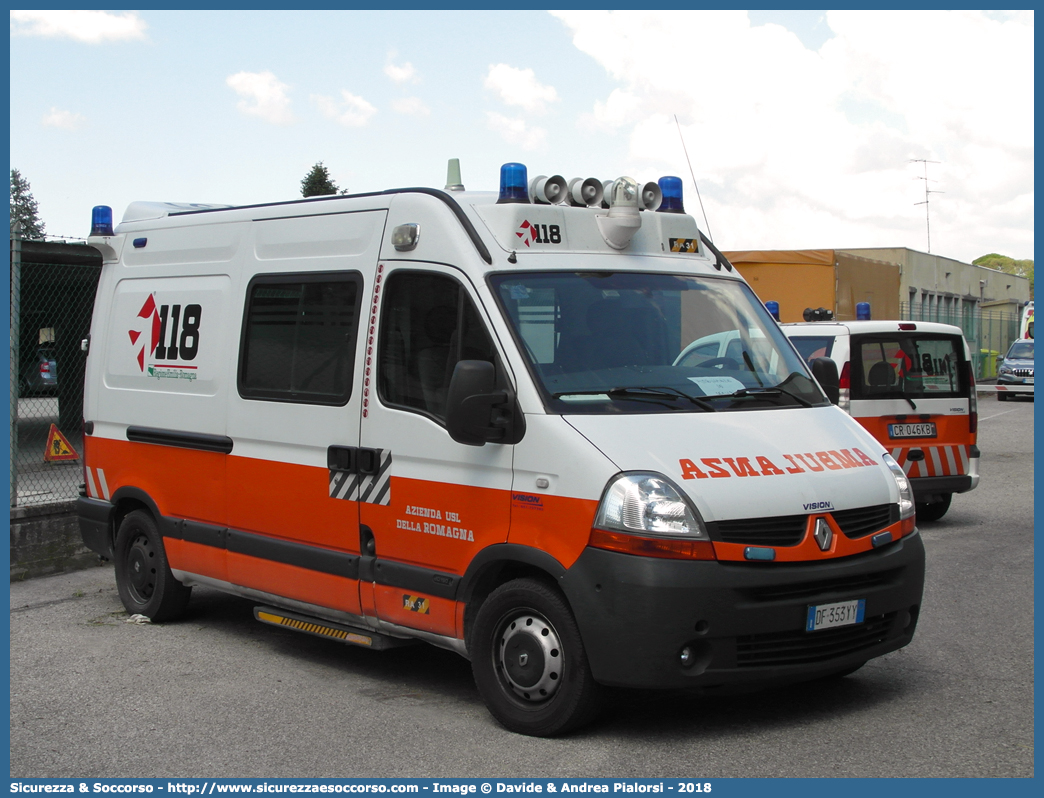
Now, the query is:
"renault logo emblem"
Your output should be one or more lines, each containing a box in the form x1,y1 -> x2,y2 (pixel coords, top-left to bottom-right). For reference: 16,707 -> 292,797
518,653 -> 529,667
814,517 -> 833,551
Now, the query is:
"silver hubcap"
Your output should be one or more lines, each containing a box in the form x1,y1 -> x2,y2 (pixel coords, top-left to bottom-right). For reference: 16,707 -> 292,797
496,613 -> 563,702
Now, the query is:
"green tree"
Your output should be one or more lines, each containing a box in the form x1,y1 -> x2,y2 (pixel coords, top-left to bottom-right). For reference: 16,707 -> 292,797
10,168 -> 46,240
973,253 -> 1034,297
300,161 -> 344,197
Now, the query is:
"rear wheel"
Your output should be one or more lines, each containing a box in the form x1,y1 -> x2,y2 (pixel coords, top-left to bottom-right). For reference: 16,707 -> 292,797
114,510 -> 191,621
470,578 -> 601,737
915,493 -> 952,523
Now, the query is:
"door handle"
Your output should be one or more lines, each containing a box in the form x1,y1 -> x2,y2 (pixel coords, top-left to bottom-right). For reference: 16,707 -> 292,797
328,445 -> 382,475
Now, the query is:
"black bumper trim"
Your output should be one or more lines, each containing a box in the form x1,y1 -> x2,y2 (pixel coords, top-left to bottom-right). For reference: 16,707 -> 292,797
77,496 -> 115,559
910,474 -> 973,497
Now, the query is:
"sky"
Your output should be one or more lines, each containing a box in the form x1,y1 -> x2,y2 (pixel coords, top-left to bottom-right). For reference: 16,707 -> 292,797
8,9 -> 1035,264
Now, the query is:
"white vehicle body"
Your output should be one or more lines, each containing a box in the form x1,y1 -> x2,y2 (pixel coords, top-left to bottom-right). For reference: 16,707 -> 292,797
78,167 -> 925,736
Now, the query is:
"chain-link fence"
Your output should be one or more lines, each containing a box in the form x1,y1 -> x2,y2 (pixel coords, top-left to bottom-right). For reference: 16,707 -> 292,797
10,231 -> 101,507
900,301 -> 1020,381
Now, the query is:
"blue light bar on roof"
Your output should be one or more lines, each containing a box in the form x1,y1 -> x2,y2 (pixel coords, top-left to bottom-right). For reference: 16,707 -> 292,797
497,162 -> 530,204
91,205 -> 114,237
657,176 -> 684,213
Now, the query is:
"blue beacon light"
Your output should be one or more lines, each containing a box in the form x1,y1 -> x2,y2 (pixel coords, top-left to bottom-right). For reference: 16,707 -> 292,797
657,176 -> 684,213
91,205 -> 114,237
497,162 -> 530,204
765,301 -> 781,321
856,302 -> 871,320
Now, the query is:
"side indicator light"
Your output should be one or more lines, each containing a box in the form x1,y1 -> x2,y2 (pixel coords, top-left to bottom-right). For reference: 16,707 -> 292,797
871,531 -> 894,548
744,546 -> 776,561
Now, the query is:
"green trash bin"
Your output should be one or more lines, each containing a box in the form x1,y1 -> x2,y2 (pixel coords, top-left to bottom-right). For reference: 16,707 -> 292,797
979,349 -> 999,380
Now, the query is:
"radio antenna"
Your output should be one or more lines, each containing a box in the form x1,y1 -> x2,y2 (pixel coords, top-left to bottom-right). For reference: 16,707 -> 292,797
675,114 -> 713,242
911,158 -> 943,253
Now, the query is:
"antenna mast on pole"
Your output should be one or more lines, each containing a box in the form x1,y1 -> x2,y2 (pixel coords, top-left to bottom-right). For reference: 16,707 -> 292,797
911,159 -> 943,253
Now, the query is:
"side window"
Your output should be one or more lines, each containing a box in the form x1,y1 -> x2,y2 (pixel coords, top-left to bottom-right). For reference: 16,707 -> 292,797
378,271 -> 497,421
238,272 -> 362,405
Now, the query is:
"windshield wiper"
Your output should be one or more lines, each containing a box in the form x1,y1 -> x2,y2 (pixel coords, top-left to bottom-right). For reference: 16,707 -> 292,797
610,386 -> 716,411
728,386 -> 814,407
740,349 -> 765,387
899,385 -> 917,411
553,386 -> 715,412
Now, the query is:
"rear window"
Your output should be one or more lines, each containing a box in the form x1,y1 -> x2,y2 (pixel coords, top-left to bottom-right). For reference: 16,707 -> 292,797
788,335 -> 836,364
852,334 -> 967,399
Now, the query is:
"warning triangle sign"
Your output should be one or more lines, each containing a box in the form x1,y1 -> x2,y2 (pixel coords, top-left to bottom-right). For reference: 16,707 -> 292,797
44,424 -> 79,462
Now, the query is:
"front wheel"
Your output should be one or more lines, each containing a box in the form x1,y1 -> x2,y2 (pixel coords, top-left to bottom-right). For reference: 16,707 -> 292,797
114,509 -> 192,622
997,391 -> 1009,402
916,493 -> 952,523
470,578 -> 602,736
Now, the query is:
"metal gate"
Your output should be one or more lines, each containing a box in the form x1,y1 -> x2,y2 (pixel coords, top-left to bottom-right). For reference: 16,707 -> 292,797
10,228 -> 101,507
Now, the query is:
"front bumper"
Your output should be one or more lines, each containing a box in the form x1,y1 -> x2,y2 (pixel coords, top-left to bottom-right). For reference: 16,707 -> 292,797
560,532 -> 925,690
997,374 -> 1034,391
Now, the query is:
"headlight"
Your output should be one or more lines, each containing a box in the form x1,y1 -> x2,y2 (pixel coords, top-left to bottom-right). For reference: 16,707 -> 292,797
999,366 -> 1012,375
594,473 -> 708,538
882,454 -> 915,520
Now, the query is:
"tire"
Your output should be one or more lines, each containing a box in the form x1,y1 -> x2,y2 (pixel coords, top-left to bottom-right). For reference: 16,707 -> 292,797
916,493 -> 952,523
997,391 -> 1008,401
114,510 -> 192,622
470,578 -> 602,737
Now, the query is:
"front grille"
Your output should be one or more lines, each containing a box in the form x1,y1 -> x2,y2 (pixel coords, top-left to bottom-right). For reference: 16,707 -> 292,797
833,504 -> 896,539
743,568 -> 901,603
736,612 -> 897,667
711,514 -> 807,546
1012,368 -> 1034,377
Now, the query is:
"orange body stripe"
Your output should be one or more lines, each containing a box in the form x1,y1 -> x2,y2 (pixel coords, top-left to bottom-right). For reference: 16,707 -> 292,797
226,551 -> 362,615
507,493 -> 599,570
87,436 -> 226,523
227,455 -> 360,552
165,538 -> 228,583
372,584 -> 456,637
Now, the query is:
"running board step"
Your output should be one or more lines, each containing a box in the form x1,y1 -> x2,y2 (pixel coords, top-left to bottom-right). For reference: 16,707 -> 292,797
253,606 -> 417,650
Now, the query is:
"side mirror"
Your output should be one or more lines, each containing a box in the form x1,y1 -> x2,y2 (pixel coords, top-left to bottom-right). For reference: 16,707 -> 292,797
445,360 -> 517,446
810,357 -> 840,405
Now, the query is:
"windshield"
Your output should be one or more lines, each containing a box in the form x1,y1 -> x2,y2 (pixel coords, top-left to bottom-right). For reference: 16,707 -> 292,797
1007,341 -> 1034,360
489,271 -> 826,414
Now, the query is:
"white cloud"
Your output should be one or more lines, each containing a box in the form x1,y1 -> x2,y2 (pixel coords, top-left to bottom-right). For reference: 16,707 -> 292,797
11,10 -> 147,43
391,97 -> 430,117
484,64 -> 559,115
312,91 -> 377,128
486,112 -> 547,151
551,10 -> 1034,261
227,71 -> 294,125
385,60 -> 419,85
42,107 -> 86,131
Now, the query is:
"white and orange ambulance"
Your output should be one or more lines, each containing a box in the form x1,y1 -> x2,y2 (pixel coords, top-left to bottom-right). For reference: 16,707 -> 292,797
783,320 -> 979,522
78,163 -> 924,736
